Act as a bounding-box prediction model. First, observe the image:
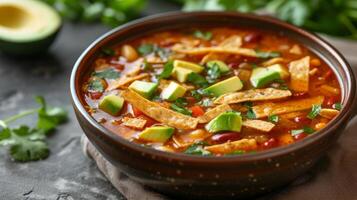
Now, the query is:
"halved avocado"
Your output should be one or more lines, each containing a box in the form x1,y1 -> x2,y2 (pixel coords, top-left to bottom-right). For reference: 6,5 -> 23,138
0,0 -> 62,55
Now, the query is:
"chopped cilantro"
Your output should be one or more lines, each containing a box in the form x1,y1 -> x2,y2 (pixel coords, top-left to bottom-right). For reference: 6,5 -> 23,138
191,90 -> 202,101
184,142 -> 211,156
268,115 -> 279,123
206,62 -> 221,83
170,103 -> 192,116
193,30 -> 213,40
187,72 -> 209,88
88,78 -> 104,92
291,126 -> 315,136
307,104 -> 321,119
157,60 -> 174,79
333,102 -> 342,111
137,44 -> 154,55
243,101 -> 256,119
198,98 -> 213,107
93,68 -> 120,79
255,50 -> 281,59
137,44 -> 170,60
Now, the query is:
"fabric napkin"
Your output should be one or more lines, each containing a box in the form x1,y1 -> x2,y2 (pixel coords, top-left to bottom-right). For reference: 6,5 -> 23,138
81,114 -> 357,200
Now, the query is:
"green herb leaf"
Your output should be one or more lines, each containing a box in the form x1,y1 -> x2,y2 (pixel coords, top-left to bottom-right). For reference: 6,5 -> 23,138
88,78 -> 104,93
333,102 -> 342,111
243,101 -> 256,119
184,142 -> 211,156
291,126 -> 315,136
158,61 -> 174,79
268,115 -> 279,123
255,50 -> 281,58
198,98 -> 212,107
101,47 -> 115,56
93,68 -> 120,79
187,72 -> 209,88
193,30 -> 213,40
206,62 -> 221,83
10,139 -> 49,162
138,44 -> 154,55
170,103 -> 192,116
307,104 -> 321,119
191,90 -> 202,101
138,44 -> 170,60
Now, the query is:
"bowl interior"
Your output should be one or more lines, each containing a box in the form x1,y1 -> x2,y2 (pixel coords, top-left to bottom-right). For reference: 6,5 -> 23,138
71,11 -> 356,162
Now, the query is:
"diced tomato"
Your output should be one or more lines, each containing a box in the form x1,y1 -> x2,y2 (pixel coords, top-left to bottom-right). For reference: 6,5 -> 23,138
293,133 -> 308,141
189,106 -> 205,117
262,138 -> 278,149
323,96 -> 337,107
132,106 -> 144,117
89,92 -> 102,100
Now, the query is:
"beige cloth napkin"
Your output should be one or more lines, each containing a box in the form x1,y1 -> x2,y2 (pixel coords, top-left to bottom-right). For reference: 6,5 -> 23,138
81,115 -> 357,200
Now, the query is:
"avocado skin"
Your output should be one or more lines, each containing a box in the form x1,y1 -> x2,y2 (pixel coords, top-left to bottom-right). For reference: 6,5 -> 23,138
0,27 -> 61,56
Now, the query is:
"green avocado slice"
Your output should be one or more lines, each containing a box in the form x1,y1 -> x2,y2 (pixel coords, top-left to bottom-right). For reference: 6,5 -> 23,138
250,67 -> 281,88
173,60 -> 204,73
172,66 -> 194,83
139,126 -> 175,143
161,81 -> 187,101
0,0 -> 62,55
203,76 -> 243,96
129,80 -> 158,99
99,95 -> 124,116
205,111 -> 243,133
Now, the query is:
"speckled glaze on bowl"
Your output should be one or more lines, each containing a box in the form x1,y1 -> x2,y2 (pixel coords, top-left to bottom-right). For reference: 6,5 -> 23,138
70,12 -> 356,199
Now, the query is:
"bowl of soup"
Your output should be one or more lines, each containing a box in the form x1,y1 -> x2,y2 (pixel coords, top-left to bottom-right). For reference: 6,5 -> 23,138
71,12 -> 356,199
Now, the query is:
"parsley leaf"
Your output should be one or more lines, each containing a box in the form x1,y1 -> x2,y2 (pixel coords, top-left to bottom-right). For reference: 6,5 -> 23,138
307,104 -> 321,119
268,115 -> 279,123
255,50 -> 281,59
206,62 -> 221,83
243,102 -> 256,119
191,90 -> 202,101
184,142 -> 211,156
187,72 -> 209,88
333,102 -> 342,111
93,68 -> 120,79
10,139 -> 49,162
193,30 -> 213,40
157,61 -> 174,79
291,126 -> 315,136
170,103 -> 192,116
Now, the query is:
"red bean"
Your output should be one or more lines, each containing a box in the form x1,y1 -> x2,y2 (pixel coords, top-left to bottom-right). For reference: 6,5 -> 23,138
228,62 -> 240,69
211,132 -> 241,144
244,32 -> 262,43
262,138 -> 277,149
293,133 -> 308,141
294,116 -> 311,125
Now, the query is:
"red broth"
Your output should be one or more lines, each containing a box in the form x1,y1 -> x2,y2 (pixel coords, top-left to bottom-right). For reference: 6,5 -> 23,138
81,27 -> 341,156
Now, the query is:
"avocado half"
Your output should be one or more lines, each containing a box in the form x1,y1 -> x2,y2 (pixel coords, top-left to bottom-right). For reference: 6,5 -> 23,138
0,0 -> 61,55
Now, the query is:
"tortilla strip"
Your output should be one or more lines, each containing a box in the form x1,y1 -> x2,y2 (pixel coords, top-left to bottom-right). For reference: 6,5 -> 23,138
201,35 -> 243,64
242,120 -> 275,132
122,117 -> 147,129
319,109 -> 339,119
121,90 -> 198,129
198,104 -> 232,123
289,56 -> 310,92
261,57 -> 285,67
108,73 -> 149,90
204,139 -> 257,154
158,79 -> 194,91
214,88 -> 292,104
252,96 -> 324,118
173,46 -> 257,57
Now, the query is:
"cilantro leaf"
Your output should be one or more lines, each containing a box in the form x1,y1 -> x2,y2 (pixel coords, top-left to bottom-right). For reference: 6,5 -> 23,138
187,72 -> 209,88
206,62 -> 221,83
88,78 -> 104,93
243,102 -> 256,119
138,44 -> 170,60
158,61 -> 174,79
268,115 -> 279,123
170,103 -> 192,116
255,50 -> 281,58
184,142 -> 211,156
93,68 -> 120,79
191,90 -> 202,101
333,102 -> 342,111
307,104 -> 321,119
137,44 -> 154,55
198,98 -> 212,107
291,126 -> 315,136
36,96 -> 68,133
10,139 -> 49,162
193,30 -> 213,40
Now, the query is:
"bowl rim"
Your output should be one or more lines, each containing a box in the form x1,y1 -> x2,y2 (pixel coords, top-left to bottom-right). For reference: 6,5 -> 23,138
70,11 -> 356,163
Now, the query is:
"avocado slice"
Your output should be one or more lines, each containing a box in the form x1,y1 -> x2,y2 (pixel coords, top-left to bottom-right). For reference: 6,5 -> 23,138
0,0 -> 61,55
172,66 -> 194,83
205,111 -> 243,133
129,80 -> 158,99
173,60 -> 204,73
99,95 -> 124,116
207,60 -> 230,73
250,67 -> 281,88
267,64 -> 290,79
139,126 -> 175,143
161,81 -> 187,101
203,76 -> 243,96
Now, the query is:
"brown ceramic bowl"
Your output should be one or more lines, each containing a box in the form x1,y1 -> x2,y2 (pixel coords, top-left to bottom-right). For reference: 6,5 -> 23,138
70,12 -> 356,199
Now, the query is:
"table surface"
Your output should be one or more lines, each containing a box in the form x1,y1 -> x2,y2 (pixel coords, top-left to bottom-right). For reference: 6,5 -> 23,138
1,1 -> 357,200
0,1 -> 179,199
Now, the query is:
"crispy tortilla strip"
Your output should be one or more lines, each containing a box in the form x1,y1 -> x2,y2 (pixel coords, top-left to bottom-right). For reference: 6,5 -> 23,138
320,84 -> 340,96
158,79 -> 194,91
121,90 -> 198,129
122,117 -> 147,129
319,109 -> 339,119
289,56 -> 310,92
261,57 -> 285,67
204,139 -> 257,154
214,88 -> 292,104
252,96 -> 324,118
198,104 -> 232,123
289,44 -> 302,55
242,120 -> 275,132
173,129 -> 212,148
108,73 -> 149,90
173,46 -> 257,57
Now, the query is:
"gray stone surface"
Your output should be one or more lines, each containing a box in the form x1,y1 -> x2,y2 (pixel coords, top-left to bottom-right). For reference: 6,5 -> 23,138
0,1 -> 179,200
